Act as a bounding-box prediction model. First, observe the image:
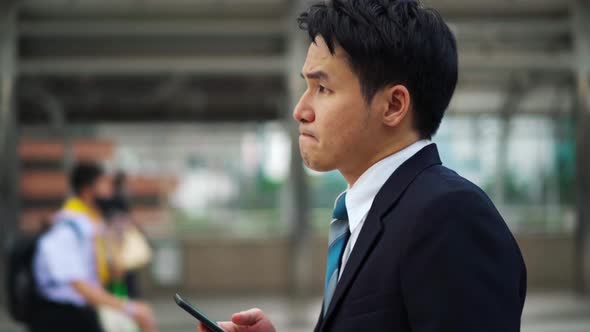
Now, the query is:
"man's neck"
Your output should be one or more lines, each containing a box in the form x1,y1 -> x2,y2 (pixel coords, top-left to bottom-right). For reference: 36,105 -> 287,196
341,136 -> 421,187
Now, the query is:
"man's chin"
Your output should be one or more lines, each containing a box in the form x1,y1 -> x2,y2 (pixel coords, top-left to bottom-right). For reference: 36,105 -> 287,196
301,156 -> 334,172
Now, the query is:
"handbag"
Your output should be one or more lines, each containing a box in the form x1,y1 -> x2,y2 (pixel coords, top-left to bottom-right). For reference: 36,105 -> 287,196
120,225 -> 153,271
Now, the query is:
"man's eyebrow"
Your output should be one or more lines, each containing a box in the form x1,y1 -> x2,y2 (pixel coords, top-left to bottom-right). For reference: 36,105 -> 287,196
300,70 -> 329,81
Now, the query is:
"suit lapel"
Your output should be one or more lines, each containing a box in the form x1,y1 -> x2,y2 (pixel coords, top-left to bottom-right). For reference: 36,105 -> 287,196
313,304 -> 324,332
320,144 -> 442,329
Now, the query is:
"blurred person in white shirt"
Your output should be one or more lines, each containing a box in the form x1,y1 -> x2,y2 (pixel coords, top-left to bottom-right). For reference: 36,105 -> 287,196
32,162 -> 157,332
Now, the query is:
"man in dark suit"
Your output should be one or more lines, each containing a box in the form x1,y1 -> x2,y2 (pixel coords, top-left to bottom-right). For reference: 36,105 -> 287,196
199,0 -> 526,331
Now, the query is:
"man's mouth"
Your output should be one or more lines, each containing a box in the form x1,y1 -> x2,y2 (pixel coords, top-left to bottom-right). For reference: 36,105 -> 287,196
299,128 -> 316,139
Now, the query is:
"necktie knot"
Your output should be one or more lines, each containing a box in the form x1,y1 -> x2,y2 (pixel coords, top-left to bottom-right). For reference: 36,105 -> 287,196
332,192 -> 348,220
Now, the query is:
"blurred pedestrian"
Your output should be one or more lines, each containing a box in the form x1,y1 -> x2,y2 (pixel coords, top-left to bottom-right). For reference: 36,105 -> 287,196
32,162 -> 157,332
104,171 -> 152,300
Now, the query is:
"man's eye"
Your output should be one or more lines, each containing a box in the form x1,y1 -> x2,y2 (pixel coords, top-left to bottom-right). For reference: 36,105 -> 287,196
319,85 -> 327,93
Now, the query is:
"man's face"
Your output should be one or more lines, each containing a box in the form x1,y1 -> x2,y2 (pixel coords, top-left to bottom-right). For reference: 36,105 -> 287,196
293,36 -> 380,173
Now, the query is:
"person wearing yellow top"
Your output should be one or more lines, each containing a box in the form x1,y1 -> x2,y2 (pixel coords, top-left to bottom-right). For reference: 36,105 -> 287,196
32,162 -> 157,332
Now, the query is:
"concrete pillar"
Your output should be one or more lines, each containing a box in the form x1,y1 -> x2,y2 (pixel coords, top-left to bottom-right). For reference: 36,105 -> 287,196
283,0 -> 313,298
572,0 -> 590,294
495,109 -> 510,206
0,1 -> 19,305
494,77 -> 526,208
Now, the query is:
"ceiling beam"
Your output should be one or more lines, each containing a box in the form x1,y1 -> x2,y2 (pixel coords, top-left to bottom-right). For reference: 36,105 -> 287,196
22,0 -> 567,17
423,0 -> 567,16
19,51 -> 573,76
450,18 -> 570,41
20,0 -> 287,17
19,19 -> 286,38
459,51 -> 573,71
19,18 -> 567,41
20,56 -> 285,76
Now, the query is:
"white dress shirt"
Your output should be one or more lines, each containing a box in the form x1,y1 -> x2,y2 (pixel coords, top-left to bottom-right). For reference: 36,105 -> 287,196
338,140 -> 432,279
34,211 -> 102,306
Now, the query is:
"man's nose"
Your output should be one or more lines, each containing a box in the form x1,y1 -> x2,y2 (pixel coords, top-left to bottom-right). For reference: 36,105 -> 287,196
293,93 -> 315,124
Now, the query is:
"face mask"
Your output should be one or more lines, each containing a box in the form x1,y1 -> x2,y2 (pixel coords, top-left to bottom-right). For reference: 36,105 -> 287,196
94,197 -> 113,218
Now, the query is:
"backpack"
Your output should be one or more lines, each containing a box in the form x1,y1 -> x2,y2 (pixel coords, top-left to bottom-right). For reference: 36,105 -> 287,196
5,220 -> 82,324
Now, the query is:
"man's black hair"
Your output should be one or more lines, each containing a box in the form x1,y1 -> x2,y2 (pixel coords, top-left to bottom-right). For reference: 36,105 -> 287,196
297,0 -> 458,139
70,161 -> 104,195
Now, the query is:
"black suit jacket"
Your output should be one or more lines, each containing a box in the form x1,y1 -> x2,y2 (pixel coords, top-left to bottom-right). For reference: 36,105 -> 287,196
315,144 -> 526,332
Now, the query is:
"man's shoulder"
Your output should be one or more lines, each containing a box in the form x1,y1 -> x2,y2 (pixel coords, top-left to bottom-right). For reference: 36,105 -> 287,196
398,164 -> 497,216
390,164 -> 519,253
416,164 -> 489,198
45,211 -> 96,241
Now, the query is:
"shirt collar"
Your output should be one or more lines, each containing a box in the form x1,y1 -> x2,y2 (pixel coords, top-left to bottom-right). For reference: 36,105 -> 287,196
343,140 -> 432,234
62,197 -> 101,222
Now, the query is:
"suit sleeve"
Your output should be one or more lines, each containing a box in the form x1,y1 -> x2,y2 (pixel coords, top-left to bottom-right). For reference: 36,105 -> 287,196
400,189 -> 526,332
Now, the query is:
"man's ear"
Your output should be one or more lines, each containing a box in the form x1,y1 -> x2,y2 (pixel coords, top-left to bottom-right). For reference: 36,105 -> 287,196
382,84 -> 411,128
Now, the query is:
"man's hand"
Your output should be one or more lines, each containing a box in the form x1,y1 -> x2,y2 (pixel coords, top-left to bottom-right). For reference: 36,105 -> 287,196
129,301 -> 158,332
197,308 -> 276,332
70,280 -> 158,332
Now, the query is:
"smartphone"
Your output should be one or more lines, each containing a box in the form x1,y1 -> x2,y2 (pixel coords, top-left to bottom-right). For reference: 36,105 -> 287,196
174,293 -> 225,332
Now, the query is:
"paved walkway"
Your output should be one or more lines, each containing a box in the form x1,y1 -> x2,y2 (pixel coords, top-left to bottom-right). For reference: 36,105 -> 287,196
1,292 -> 589,331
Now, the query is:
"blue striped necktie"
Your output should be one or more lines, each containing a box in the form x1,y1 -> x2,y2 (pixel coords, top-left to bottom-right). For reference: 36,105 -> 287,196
323,192 -> 350,315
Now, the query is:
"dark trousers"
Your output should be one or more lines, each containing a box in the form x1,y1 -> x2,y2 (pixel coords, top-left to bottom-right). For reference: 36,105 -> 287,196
28,298 -> 103,332
125,271 -> 140,299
